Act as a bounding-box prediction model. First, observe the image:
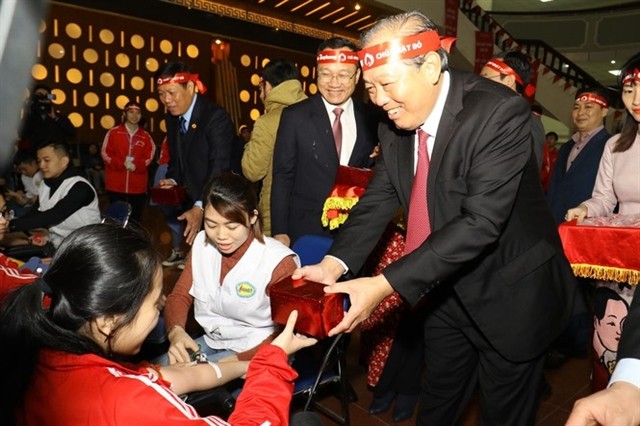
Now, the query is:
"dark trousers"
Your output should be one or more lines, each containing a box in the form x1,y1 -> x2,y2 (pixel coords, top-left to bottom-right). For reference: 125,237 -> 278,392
418,289 -> 544,426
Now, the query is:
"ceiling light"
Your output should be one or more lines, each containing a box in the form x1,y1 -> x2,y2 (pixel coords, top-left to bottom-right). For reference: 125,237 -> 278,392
355,3 -> 361,10
608,70 -> 621,76
540,0 -> 553,2
610,60 -> 616,64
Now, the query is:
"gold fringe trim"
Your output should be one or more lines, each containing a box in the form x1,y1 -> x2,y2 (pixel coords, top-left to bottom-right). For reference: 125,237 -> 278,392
571,264 -> 639,285
321,196 -> 360,230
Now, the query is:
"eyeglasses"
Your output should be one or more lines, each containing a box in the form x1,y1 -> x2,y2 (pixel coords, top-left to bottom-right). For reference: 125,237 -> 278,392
1,206 -> 15,221
317,71 -> 357,84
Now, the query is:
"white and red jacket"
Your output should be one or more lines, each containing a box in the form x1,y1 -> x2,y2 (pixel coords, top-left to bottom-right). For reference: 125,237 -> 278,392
18,345 -> 296,425
102,124 -> 156,194
0,254 -> 37,302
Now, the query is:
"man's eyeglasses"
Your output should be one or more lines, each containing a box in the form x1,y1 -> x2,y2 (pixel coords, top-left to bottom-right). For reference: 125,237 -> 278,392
317,71 -> 357,84
1,206 -> 15,221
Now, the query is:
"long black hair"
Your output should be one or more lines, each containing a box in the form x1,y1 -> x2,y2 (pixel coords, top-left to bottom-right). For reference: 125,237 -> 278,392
0,224 -> 161,422
615,51 -> 640,153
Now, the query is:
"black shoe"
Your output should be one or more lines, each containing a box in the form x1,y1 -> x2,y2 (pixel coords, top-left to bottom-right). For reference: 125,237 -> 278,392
369,390 -> 395,415
392,393 -> 418,422
346,382 -> 358,403
544,349 -> 567,369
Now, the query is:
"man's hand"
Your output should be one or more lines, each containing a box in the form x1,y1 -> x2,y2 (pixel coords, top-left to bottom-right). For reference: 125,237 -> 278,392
273,234 -> 291,247
178,206 -> 203,245
167,325 -> 200,364
292,256 -> 346,284
325,274 -> 394,336
158,178 -> 176,188
565,381 -> 640,426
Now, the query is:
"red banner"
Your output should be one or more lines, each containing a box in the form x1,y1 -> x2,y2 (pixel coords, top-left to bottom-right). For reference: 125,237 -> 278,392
474,31 -> 494,74
444,0 -> 459,37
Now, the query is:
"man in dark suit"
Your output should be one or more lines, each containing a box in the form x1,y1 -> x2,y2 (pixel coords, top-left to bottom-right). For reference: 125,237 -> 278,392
295,11 -> 576,425
270,37 -> 379,247
547,87 -> 610,225
156,61 -> 235,246
566,291 -> 640,425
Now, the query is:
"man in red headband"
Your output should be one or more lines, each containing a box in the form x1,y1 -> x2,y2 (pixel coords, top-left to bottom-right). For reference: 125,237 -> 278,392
480,51 -> 545,170
547,86 -> 611,225
155,61 -> 236,248
271,37 -> 380,247
295,10 -> 576,425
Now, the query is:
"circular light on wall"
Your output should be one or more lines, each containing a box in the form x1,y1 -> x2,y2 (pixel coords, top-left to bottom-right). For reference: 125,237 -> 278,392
115,53 -> 130,68
131,34 -> 145,50
83,48 -> 99,64
186,44 -> 199,58
66,68 -> 83,84
131,76 -> 144,91
239,90 -> 250,103
84,92 -> 99,107
261,58 -> 271,68
159,40 -> 173,54
32,64 -> 48,80
65,23 -> 82,39
145,57 -> 159,72
251,74 -> 261,86
48,43 -> 65,59
240,54 -> 251,67
145,98 -> 159,112
68,112 -> 84,128
51,89 -> 65,104
300,65 -> 310,77
100,72 -> 115,87
250,108 -> 261,121
99,29 -> 115,45
116,95 -> 130,110
309,83 -> 317,95
159,120 -> 167,133
39,20 -> 46,33
100,115 -> 116,130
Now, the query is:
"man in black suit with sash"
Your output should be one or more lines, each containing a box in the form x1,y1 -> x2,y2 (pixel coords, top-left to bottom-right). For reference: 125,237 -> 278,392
270,37 -> 379,247
295,11 -> 576,425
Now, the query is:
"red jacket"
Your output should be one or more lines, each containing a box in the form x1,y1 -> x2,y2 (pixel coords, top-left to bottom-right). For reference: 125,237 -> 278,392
0,254 -> 37,302
102,124 -> 156,194
18,345 -> 297,425
159,136 -> 170,165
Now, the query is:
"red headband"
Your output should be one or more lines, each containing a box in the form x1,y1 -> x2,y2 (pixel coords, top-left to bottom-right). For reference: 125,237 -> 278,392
156,72 -> 207,94
622,68 -> 640,85
575,93 -> 608,108
484,58 -> 536,97
357,30 -> 456,72
125,104 -> 141,111
317,49 -> 360,65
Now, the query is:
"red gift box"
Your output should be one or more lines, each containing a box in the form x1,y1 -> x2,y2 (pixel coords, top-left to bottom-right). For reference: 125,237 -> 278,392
150,185 -> 187,206
270,277 -> 344,339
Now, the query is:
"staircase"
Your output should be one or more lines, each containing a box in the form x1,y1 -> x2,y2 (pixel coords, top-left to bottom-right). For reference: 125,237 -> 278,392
457,0 -> 621,128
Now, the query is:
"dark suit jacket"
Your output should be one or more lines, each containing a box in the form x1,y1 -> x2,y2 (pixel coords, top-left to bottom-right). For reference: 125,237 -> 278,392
546,128 -> 610,224
271,94 -> 379,243
329,70 -> 576,363
618,290 -> 640,360
166,94 -> 236,204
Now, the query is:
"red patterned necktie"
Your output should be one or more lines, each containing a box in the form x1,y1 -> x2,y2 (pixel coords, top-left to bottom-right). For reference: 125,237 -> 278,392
404,129 -> 431,255
332,107 -> 343,157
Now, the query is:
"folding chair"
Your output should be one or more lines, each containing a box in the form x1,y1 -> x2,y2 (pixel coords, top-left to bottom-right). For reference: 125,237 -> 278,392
291,235 -> 351,426
101,201 -> 132,227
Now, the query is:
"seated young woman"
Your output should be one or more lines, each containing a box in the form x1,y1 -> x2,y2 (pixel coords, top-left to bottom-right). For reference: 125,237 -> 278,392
0,223 -> 316,425
163,173 -> 299,364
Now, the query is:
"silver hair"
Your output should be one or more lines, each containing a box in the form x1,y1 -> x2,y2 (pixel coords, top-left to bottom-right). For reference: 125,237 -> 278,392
360,10 -> 449,71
